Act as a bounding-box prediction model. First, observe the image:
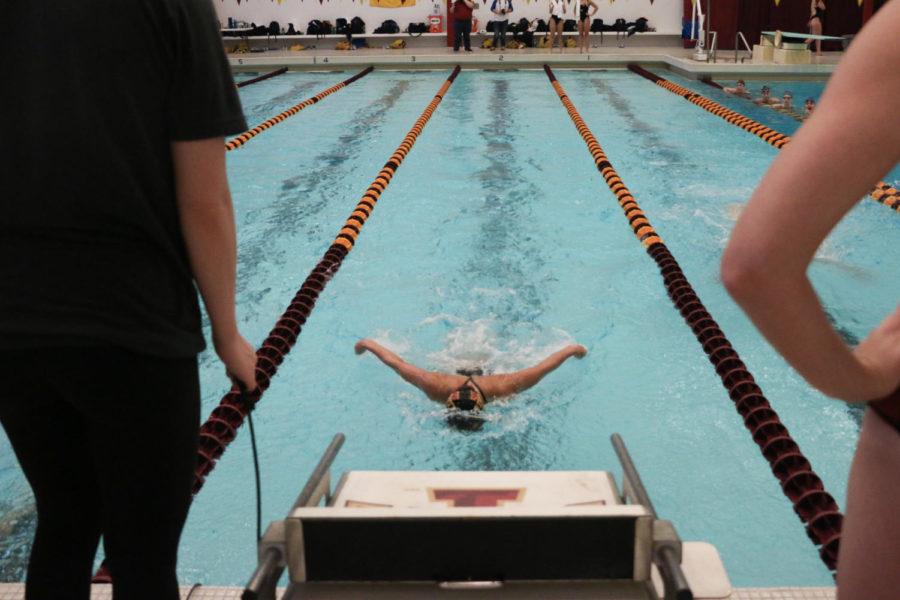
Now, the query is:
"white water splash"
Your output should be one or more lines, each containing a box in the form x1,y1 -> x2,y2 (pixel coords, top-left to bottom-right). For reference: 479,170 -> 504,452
423,318 -> 575,374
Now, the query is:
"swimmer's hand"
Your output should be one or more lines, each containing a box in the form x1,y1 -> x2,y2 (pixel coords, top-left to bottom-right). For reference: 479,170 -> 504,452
215,331 -> 259,392
567,344 -> 588,358
853,304 -> 900,402
355,338 -> 374,355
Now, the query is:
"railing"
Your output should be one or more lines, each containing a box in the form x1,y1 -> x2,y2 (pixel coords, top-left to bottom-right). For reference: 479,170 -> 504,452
735,31 -> 753,63
612,434 -> 693,600
242,434 -> 346,600
707,30 -> 718,63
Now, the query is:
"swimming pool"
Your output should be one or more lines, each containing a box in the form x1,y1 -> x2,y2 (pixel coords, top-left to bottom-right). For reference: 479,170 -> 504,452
2,68 -> 898,587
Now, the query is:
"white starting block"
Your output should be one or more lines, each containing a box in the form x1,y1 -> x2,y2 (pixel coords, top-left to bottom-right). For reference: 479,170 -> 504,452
753,30 -> 846,64
243,434 -> 732,599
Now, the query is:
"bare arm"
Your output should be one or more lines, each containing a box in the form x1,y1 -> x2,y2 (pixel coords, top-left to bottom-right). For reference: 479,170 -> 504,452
721,1 -> 900,403
355,339 -> 457,401
172,138 -> 257,389
483,344 -> 587,397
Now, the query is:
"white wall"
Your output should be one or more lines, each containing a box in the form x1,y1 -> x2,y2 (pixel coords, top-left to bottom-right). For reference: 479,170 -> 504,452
213,0 -> 683,35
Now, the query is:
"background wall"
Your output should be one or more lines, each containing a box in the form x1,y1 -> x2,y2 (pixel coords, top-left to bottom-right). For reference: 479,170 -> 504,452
686,0 -> 886,51
213,0 -> 683,35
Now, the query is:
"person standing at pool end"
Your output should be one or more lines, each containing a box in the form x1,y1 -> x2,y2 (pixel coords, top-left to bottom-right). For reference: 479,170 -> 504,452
355,339 -> 587,407
806,0 -> 826,56
547,0 -> 567,53
576,0 -> 599,54
721,2 -> 900,598
490,0 -> 513,51
453,0 -> 477,52
0,1 -> 258,599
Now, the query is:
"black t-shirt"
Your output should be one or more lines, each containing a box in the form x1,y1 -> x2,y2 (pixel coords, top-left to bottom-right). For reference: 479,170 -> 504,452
0,0 -> 247,357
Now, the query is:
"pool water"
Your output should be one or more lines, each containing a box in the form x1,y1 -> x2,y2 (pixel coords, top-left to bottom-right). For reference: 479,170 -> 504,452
2,68 -> 899,587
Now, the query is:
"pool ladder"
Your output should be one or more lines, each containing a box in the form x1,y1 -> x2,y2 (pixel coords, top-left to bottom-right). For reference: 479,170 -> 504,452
734,32 -> 753,63
704,31 -> 752,64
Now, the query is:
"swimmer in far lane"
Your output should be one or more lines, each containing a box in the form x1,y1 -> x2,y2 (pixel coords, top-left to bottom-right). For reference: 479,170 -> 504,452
355,338 -> 587,412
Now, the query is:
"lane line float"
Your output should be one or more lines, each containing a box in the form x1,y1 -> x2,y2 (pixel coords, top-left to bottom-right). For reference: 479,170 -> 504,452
236,67 -> 289,88
545,64 -> 842,571
226,66 -> 374,151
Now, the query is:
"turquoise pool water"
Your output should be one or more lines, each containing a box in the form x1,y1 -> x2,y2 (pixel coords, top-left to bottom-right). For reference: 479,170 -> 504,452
2,68 -> 899,587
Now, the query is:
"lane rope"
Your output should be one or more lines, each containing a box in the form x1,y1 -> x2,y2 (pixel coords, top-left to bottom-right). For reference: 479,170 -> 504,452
226,66 -> 374,151
193,65 -> 462,496
544,64 -> 842,571
236,67 -> 288,88
628,64 -> 900,213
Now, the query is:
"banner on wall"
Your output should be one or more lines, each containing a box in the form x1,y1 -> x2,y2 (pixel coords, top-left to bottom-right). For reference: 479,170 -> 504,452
370,0 -> 417,7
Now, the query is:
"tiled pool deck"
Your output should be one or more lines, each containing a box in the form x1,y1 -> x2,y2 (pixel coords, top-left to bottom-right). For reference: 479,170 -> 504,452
228,45 -> 842,79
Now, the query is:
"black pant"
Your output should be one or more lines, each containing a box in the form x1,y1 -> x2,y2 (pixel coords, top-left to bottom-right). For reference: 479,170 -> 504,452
454,18 -> 472,50
0,347 -> 200,600
492,20 -> 508,48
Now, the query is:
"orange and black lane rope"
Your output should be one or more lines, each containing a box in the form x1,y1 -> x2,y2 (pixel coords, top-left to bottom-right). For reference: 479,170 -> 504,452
226,66 -> 374,151
544,64 -> 842,572
193,66 -> 462,496
628,64 -> 900,213
236,66 -> 288,88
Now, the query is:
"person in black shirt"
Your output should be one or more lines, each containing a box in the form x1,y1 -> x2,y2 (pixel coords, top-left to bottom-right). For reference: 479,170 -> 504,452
0,1 -> 257,598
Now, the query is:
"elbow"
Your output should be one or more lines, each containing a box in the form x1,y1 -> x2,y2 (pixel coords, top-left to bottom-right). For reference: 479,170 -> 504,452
720,242 -> 772,307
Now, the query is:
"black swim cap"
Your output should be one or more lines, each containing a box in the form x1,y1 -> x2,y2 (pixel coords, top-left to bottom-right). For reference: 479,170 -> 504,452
446,410 -> 486,431
450,387 -> 479,411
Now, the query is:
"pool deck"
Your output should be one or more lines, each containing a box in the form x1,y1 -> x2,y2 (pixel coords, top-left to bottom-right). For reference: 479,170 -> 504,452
229,46 -> 843,80
0,583 -> 839,599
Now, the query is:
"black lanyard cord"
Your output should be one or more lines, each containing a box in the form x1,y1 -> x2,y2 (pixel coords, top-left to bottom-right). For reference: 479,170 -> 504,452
236,381 -> 263,543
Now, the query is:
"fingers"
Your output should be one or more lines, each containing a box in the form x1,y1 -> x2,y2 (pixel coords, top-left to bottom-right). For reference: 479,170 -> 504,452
568,344 -> 588,358
215,334 -> 259,392
228,370 -> 256,394
228,355 -> 258,393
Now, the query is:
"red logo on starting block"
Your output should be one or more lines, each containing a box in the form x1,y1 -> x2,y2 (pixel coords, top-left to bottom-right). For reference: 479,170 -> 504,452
430,488 -> 524,507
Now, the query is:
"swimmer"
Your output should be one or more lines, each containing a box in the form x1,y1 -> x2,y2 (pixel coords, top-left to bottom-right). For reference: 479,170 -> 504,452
753,85 -> 779,106
804,97 -> 816,118
723,79 -> 751,99
774,91 -> 794,110
773,91 -> 805,122
355,338 -> 587,414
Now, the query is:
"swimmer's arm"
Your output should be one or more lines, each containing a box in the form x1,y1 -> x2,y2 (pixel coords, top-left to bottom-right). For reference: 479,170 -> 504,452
486,344 -> 587,397
355,339 -> 455,401
721,0 -> 900,403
